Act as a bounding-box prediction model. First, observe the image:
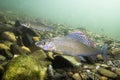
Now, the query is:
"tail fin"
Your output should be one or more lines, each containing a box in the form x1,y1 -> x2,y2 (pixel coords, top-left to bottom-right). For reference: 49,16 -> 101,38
101,44 -> 108,61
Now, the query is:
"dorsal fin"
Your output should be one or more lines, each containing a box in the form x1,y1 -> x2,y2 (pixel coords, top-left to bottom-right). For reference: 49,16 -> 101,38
67,31 -> 94,47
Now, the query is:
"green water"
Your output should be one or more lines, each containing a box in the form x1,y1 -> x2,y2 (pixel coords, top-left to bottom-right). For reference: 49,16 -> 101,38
0,0 -> 120,41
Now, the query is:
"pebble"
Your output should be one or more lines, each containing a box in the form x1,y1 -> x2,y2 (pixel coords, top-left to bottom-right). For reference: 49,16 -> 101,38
47,52 -> 54,60
32,36 -> 40,42
0,55 -> 6,61
72,73 -> 82,80
0,43 -> 10,50
115,68 -> 120,76
99,76 -> 108,80
97,68 -> 117,78
21,46 -> 31,53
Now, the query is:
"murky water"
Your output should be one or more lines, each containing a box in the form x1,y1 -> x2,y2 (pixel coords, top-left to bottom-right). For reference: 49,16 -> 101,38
0,0 -> 120,41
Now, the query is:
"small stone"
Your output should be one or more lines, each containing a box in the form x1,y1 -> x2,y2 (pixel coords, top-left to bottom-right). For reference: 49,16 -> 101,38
47,52 -> 54,60
99,76 -> 108,80
0,43 -> 10,50
21,46 -> 31,53
97,54 -> 103,60
97,68 -> 117,78
115,68 -> 120,76
72,73 -> 82,80
111,47 -> 120,55
0,55 -> 6,61
32,36 -> 40,42
10,44 -> 26,55
67,72 -> 73,77
1,31 -> 16,42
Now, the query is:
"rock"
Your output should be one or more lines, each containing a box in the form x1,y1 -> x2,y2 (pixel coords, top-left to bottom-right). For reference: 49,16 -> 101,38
10,44 -> 26,55
30,50 -> 51,67
16,36 -> 24,46
31,49 -> 47,60
115,68 -> 120,76
72,73 -> 82,80
0,43 -> 10,50
32,36 -> 40,42
0,49 -> 13,60
0,65 -> 4,79
2,55 -> 47,80
111,47 -> 120,55
97,68 -> 117,78
53,55 -> 81,68
47,52 -> 54,60
0,24 -> 13,32
22,33 -> 33,47
22,27 -> 39,37
53,72 -> 68,80
99,76 -> 108,80
2,41 -> 13,48
47,65 -> 54,79
1,31 -> 16,42
0,15 -> 7,23
0,55 -> 6,61
21,46 -> 31,54
97,54 -> 103,61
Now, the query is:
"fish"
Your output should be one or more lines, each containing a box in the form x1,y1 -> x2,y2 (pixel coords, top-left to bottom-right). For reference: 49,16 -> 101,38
35,31 -> 108,61
14,20 -> 55,31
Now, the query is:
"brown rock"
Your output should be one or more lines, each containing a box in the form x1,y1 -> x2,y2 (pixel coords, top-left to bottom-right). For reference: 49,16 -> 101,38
0,43 -> 10,50
99,76 -> 108,80
115,68 -> 120,76
21,46 -> 31,54
97,68 -> 117,78
72,73 -> 82,80
1,31 -> 16,42
32,36 -> 40,42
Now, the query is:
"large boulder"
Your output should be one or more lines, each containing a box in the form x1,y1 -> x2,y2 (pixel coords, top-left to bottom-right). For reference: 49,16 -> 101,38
2,55 -> 47,80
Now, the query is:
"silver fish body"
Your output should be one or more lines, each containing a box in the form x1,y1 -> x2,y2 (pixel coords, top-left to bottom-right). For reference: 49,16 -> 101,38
36,36 -> 101,60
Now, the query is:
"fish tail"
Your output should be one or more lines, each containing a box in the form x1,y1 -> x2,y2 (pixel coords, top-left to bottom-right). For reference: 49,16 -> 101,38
101,44 -> 108,61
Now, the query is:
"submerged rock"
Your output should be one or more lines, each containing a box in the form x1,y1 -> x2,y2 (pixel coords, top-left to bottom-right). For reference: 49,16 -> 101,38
10,44 -> 26,55
0,43 -> 10,50
53,55 -> 81,69
1,31 -> 16,42
32,36 -> 40,42
2,55 -> 47,80
72,73 -> 82,80
97,68 -> 117,79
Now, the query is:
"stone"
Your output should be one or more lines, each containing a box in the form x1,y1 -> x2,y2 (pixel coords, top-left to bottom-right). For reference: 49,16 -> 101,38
10,44 -> 26,55
72,73 -> 82,80
97,68 -> 117,78
1,31 -> 16,42
2,55 -> 47,80
99,76 -> 108,80
32,36 -> 40,42
30,50 -> 51,67
22,33 -> 33,47
0,55 -> 6,61
111,47 -> 120,55
0,65 -> 4,79
47,52 -> 54,60
115,68 -> 120,76
0,49 -> 13,60
2,41 -> 13,48
53,55 -> 81,68
0,43 -> 10,50
97,54 -> 103,60
21,46 -> 31,54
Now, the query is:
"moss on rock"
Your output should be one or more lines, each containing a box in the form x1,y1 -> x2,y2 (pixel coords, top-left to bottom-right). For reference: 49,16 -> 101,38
2,55 -> 47,80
